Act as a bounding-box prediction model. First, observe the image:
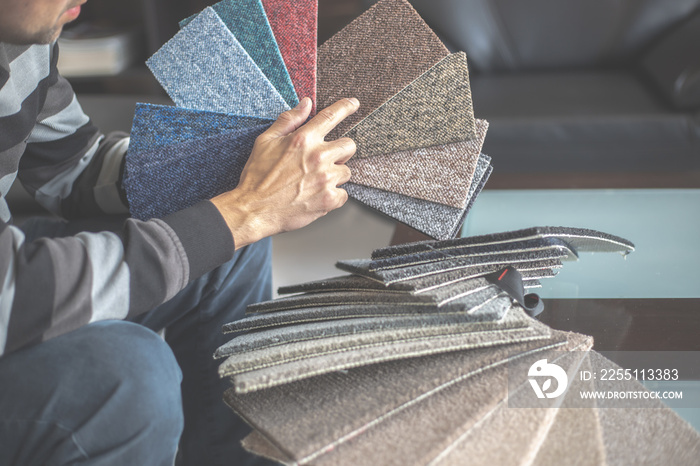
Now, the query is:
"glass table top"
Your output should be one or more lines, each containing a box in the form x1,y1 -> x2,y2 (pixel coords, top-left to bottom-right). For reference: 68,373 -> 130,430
462,189 -> 700,299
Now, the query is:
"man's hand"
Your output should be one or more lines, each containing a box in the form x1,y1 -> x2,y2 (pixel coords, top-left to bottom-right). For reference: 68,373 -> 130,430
211,97 -> 359,250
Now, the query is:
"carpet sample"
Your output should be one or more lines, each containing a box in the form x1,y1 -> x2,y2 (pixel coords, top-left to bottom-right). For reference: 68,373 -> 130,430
337,249 -> 569,286
146,7 -> 289,118
223,325 -> 577,462
317,0 -> 449,140
129,103 -> 273,154
216,305 -> 530,359
346,120 -> 487,208
221,294 -> 514,376
180,0 -> 298,108
277,274 -> 388,295
242,431 -> 291,464
590,351 -> 700,465
308,332 -> 592,466
368,237 -> 577,272
342,52 -> 475,158
261,0 -> 317,114
374,226 -> 636,260
123,124 -> 270,220
223,304 -> 553,393
344,154 -> 491,240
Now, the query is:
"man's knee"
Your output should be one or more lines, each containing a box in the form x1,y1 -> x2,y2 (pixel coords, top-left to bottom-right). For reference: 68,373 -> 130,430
0,321 -> 184,465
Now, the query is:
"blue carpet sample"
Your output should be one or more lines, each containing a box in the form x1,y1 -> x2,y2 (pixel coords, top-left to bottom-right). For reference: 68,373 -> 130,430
124,123 -> 272,220
343,154 -> 492,240
181,0 -> 299,108
130,103 -> 273,154
146,7 -> 290,118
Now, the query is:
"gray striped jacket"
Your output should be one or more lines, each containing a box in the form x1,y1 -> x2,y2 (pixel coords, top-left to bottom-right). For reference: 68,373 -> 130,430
0,42 -> 235,356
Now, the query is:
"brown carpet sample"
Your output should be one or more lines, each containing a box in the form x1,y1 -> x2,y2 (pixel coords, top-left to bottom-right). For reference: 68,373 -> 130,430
224,322 -> 570,463
309,331 -> 592,466
427,346 -> 593,466
342,52 -> 476,159
347,119 -> 488,208
590,351 -> 700,465
317,0 -> 449,140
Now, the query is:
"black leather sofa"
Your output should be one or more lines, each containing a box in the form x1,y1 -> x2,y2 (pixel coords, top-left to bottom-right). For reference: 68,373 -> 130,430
372,0 -> 700,181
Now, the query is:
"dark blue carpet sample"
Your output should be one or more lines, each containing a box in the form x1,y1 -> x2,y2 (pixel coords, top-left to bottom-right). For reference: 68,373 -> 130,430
124,123 -> 271,220
129,103 -> 273,154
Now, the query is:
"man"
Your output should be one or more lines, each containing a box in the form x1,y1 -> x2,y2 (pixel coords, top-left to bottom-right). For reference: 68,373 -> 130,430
0,0 -> 358,464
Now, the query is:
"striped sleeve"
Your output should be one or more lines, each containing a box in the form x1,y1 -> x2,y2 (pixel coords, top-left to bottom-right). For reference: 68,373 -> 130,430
18,42 -> 129,219
0,200 -> 235,356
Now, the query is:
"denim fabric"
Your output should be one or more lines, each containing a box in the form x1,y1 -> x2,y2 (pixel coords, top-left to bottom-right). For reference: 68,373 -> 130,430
0,321 -> 183,466
261,0 -> 317,113
129,103 -> 273,154
124,124 -> 270,220
337,250 -> 569,285
147,8 -> 289,118
216,306 -> 529,359
222,321 -> 564,463
317,0 -> 449,140
346,119 -> 488,208
374,226 -> 635,260
342,154 -> 492,240
343,53 -> 475,159
180,0 -> 298,108
368,237 -> 577,271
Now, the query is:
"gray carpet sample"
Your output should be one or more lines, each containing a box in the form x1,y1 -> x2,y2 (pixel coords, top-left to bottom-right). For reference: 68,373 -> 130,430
344,154 -> 492,240
342,52 -> 475,159
337,249 -> 570,285
224,303 -> 554,393
216,304 -> 530,359
225,325 -> 587,463
373,226 -> 636,260
368,237 -> 578,272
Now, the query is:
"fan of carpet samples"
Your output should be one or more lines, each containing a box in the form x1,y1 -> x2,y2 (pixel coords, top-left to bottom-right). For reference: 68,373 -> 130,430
122,0 -> 486,240
219,227 -> 700,465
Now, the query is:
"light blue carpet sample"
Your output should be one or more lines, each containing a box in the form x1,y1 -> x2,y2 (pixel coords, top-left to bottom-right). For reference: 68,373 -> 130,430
181,0 -> 298,108
146,7 -> 290,119
124,123 -> 272,220
130,103 -> 273,154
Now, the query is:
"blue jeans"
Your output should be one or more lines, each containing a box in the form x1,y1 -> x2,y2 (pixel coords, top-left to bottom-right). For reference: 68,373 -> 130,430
0,217 -> 274,466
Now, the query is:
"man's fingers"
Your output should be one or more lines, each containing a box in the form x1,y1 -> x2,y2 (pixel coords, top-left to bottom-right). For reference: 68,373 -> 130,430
261,98 -> 313,140
323,137 -> 357,164
302,98 -> 360,139
334,163 -> 352,186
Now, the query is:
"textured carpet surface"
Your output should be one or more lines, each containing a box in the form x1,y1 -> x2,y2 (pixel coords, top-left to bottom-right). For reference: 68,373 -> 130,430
344,154 -> 491,240
216,307 -> 529,359
147,7 -> 289,118
223,323 -> 573,462
368,237 -> 577,272
124,124 -> 270,220
129,103 -> 273,154
261,0 -> 317,113
343,52 -> 475,159
220,295 -> 515,376
310,332 -> 591,466
374,226 -> 635,260
337,249 -> 568,285
317,0 -> 449,140
225,304 -> 553,393
180,0 -> 298,108
347,120 -> 487,208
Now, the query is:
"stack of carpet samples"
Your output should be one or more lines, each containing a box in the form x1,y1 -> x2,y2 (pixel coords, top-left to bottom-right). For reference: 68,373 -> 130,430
218,227 -> 700,465
122,0 -> 489,240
